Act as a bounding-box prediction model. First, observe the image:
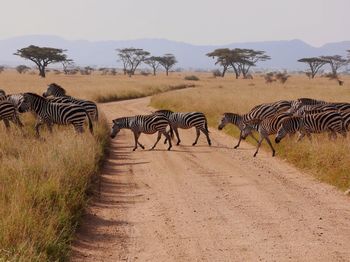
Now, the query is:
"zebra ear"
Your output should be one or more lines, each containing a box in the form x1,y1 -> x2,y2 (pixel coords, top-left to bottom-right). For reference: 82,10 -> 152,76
112,119 -> 117,124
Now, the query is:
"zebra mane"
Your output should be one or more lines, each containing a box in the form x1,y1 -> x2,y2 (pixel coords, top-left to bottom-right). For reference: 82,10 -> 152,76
49,83 -> 66,95
223,112 -> 240,118
24,92 -> 47,101
155,109 -> 173,114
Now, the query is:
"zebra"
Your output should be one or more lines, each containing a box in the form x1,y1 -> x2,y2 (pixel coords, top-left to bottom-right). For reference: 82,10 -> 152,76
241,112 -> 293,157
42,83 -> 98,121
18,92 -> 93,137
0,89 -> 6,96
340,109 -> 350,131
288,98 -> 327,113
295,103 -> 350,116
0,93 -> 24,109
0,100 -> 23,129
154,109 -> 211,146
275,111 -> 346,144
110,114 -> 172,151
218,113 -> 258,149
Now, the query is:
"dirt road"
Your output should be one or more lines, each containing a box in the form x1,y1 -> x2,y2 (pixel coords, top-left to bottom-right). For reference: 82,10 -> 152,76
72,97 -> 350,262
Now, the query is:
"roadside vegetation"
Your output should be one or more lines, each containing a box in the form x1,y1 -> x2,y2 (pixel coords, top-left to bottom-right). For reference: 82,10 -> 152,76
151,74 -> 350,191
0,111 -> 109,261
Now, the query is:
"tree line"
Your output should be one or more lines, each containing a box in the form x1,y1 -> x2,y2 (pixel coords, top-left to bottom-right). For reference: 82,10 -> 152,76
8,44 -> 350,80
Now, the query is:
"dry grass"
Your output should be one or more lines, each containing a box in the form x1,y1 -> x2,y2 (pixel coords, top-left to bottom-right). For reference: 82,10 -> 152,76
151,73 -> 350,190
0,70 -> 194,102
0,113 -> 109,261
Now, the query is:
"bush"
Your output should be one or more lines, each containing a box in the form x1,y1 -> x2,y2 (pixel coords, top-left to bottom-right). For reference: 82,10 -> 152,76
184,75 -> 200,81
212,69 -> 222,77
16,65 -> 30,74
0,66 -> 4,74
140,71 -> 151,76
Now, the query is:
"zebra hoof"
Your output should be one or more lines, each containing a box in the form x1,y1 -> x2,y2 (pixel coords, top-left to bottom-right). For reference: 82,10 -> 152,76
234,146 -> 239,149
133,148 -> 137,151
176,142 -> 180,146
272,152 -> 276,157
253,153 -> 257,157
192,143 -> 196,146
208,141 -> 212,146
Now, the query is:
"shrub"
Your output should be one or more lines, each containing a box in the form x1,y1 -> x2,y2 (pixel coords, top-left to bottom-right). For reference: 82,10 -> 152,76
16,65 -> 31,74
184,75 -> 200,81
0,66 -> 4,74
212,69 -> 222,77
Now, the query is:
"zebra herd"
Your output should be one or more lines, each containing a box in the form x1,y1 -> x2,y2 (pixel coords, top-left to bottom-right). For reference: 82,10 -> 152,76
1,84 -> 349,158
218,98 -> 350,157
0,83 -> 98,136
110,97 -> 350,157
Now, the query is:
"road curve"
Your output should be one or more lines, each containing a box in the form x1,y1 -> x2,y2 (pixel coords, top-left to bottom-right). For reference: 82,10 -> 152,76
71,97 -> 350,262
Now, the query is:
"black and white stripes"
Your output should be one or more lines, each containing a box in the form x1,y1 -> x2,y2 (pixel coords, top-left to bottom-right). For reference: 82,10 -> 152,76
19,92 -> 93,137
110,114 -> 172,151
43,83 -> 99,121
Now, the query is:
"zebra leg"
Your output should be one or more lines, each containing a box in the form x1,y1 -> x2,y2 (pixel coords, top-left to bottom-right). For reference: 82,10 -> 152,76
234,130 -> 244,149
174,128 -> 181,145
73,124 -> 83,133
13,114 -> 24,128
138,141 -> 145,149
253,136 -> 264,157
132,132 -> 141,151
297,132 -> 306,142
150,132 -> 162,150
35,120 -> 44,138
192,128 -> 201,146
200,127 -> 211,146
265,136 -> 276,157
164,130 -> 172,150
3,119 -> 10,130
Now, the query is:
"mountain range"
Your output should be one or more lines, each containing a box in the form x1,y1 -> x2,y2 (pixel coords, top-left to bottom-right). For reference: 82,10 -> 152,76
0,35 -> 349,71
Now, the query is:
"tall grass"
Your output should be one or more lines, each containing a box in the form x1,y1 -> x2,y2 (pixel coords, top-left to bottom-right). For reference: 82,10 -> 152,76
150,75 -> 350,190
0,114 -> 109,261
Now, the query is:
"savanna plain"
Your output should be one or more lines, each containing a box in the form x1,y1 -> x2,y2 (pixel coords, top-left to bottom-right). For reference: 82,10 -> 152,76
0,70 -> 349,261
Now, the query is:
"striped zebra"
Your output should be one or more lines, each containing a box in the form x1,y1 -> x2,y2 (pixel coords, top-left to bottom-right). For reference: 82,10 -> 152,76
0,93 -> 24,109
241,112 -> 293,157
275,111 -> 346,143
154,110 -> 211,146
19,93 -> 93,137
295,102 -> 350,116
110,114 -> 172,151
42,83 -> 98,120
289,98 -> 327,113
218,113 -> 258,149
340,109 -> 350,131
0,100 -> 23,129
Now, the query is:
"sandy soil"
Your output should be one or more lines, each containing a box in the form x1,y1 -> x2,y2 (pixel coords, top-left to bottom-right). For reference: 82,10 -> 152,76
71,97 -> 350,262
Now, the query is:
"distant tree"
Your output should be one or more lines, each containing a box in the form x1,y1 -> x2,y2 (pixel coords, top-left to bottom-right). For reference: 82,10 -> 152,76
212,69 -> 222,77
206,48 -> 232,77
16,65 -> 31,74
158,54 -> 177,76
234,49 -> 270,79
80,66 -> 94,75
145,56 -> 162,75
116,48 -> 150,76
298,57 -> 327,79
275,71 -> 290,84
110,68 -> 117,75
0,66 -> 4,74
321,55 -> 349,77
207,48 -> 270,79
14,45 -> 70,78
62,59 -> 74,75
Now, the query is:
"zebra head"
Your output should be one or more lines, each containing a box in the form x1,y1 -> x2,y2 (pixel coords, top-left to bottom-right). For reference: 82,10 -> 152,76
110,118 -> 127,138
18,93 -> 33,113
275,116 -> 299,143
240,122 -> 257,140
218,113 -> 238,130
43,83 -> 66,97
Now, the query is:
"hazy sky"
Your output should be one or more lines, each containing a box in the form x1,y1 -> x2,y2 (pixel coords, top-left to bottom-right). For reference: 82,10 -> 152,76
1,0 -> 349,46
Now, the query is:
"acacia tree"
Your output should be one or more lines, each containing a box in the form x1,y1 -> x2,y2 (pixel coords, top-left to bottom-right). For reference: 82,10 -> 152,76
62,59 -> 74,75
158,54 -> 177,76
207,48 -> 232,77
207,48 -> 270,79
16,65 -> 30,74
14,45 -> 70,77
321,55 -> 349,77
116,48 -> 150,76
145,56 -> 162,75
234,49 -> 270,79
298,57 -> 327,79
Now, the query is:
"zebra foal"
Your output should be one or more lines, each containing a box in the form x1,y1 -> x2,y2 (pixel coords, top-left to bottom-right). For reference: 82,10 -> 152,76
110,114 -> 172,151
19,93 -> 93,137
155,110 -> 211,146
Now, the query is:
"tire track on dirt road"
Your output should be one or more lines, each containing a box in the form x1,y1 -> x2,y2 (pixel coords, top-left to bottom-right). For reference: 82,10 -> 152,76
71,97 -> 350,262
